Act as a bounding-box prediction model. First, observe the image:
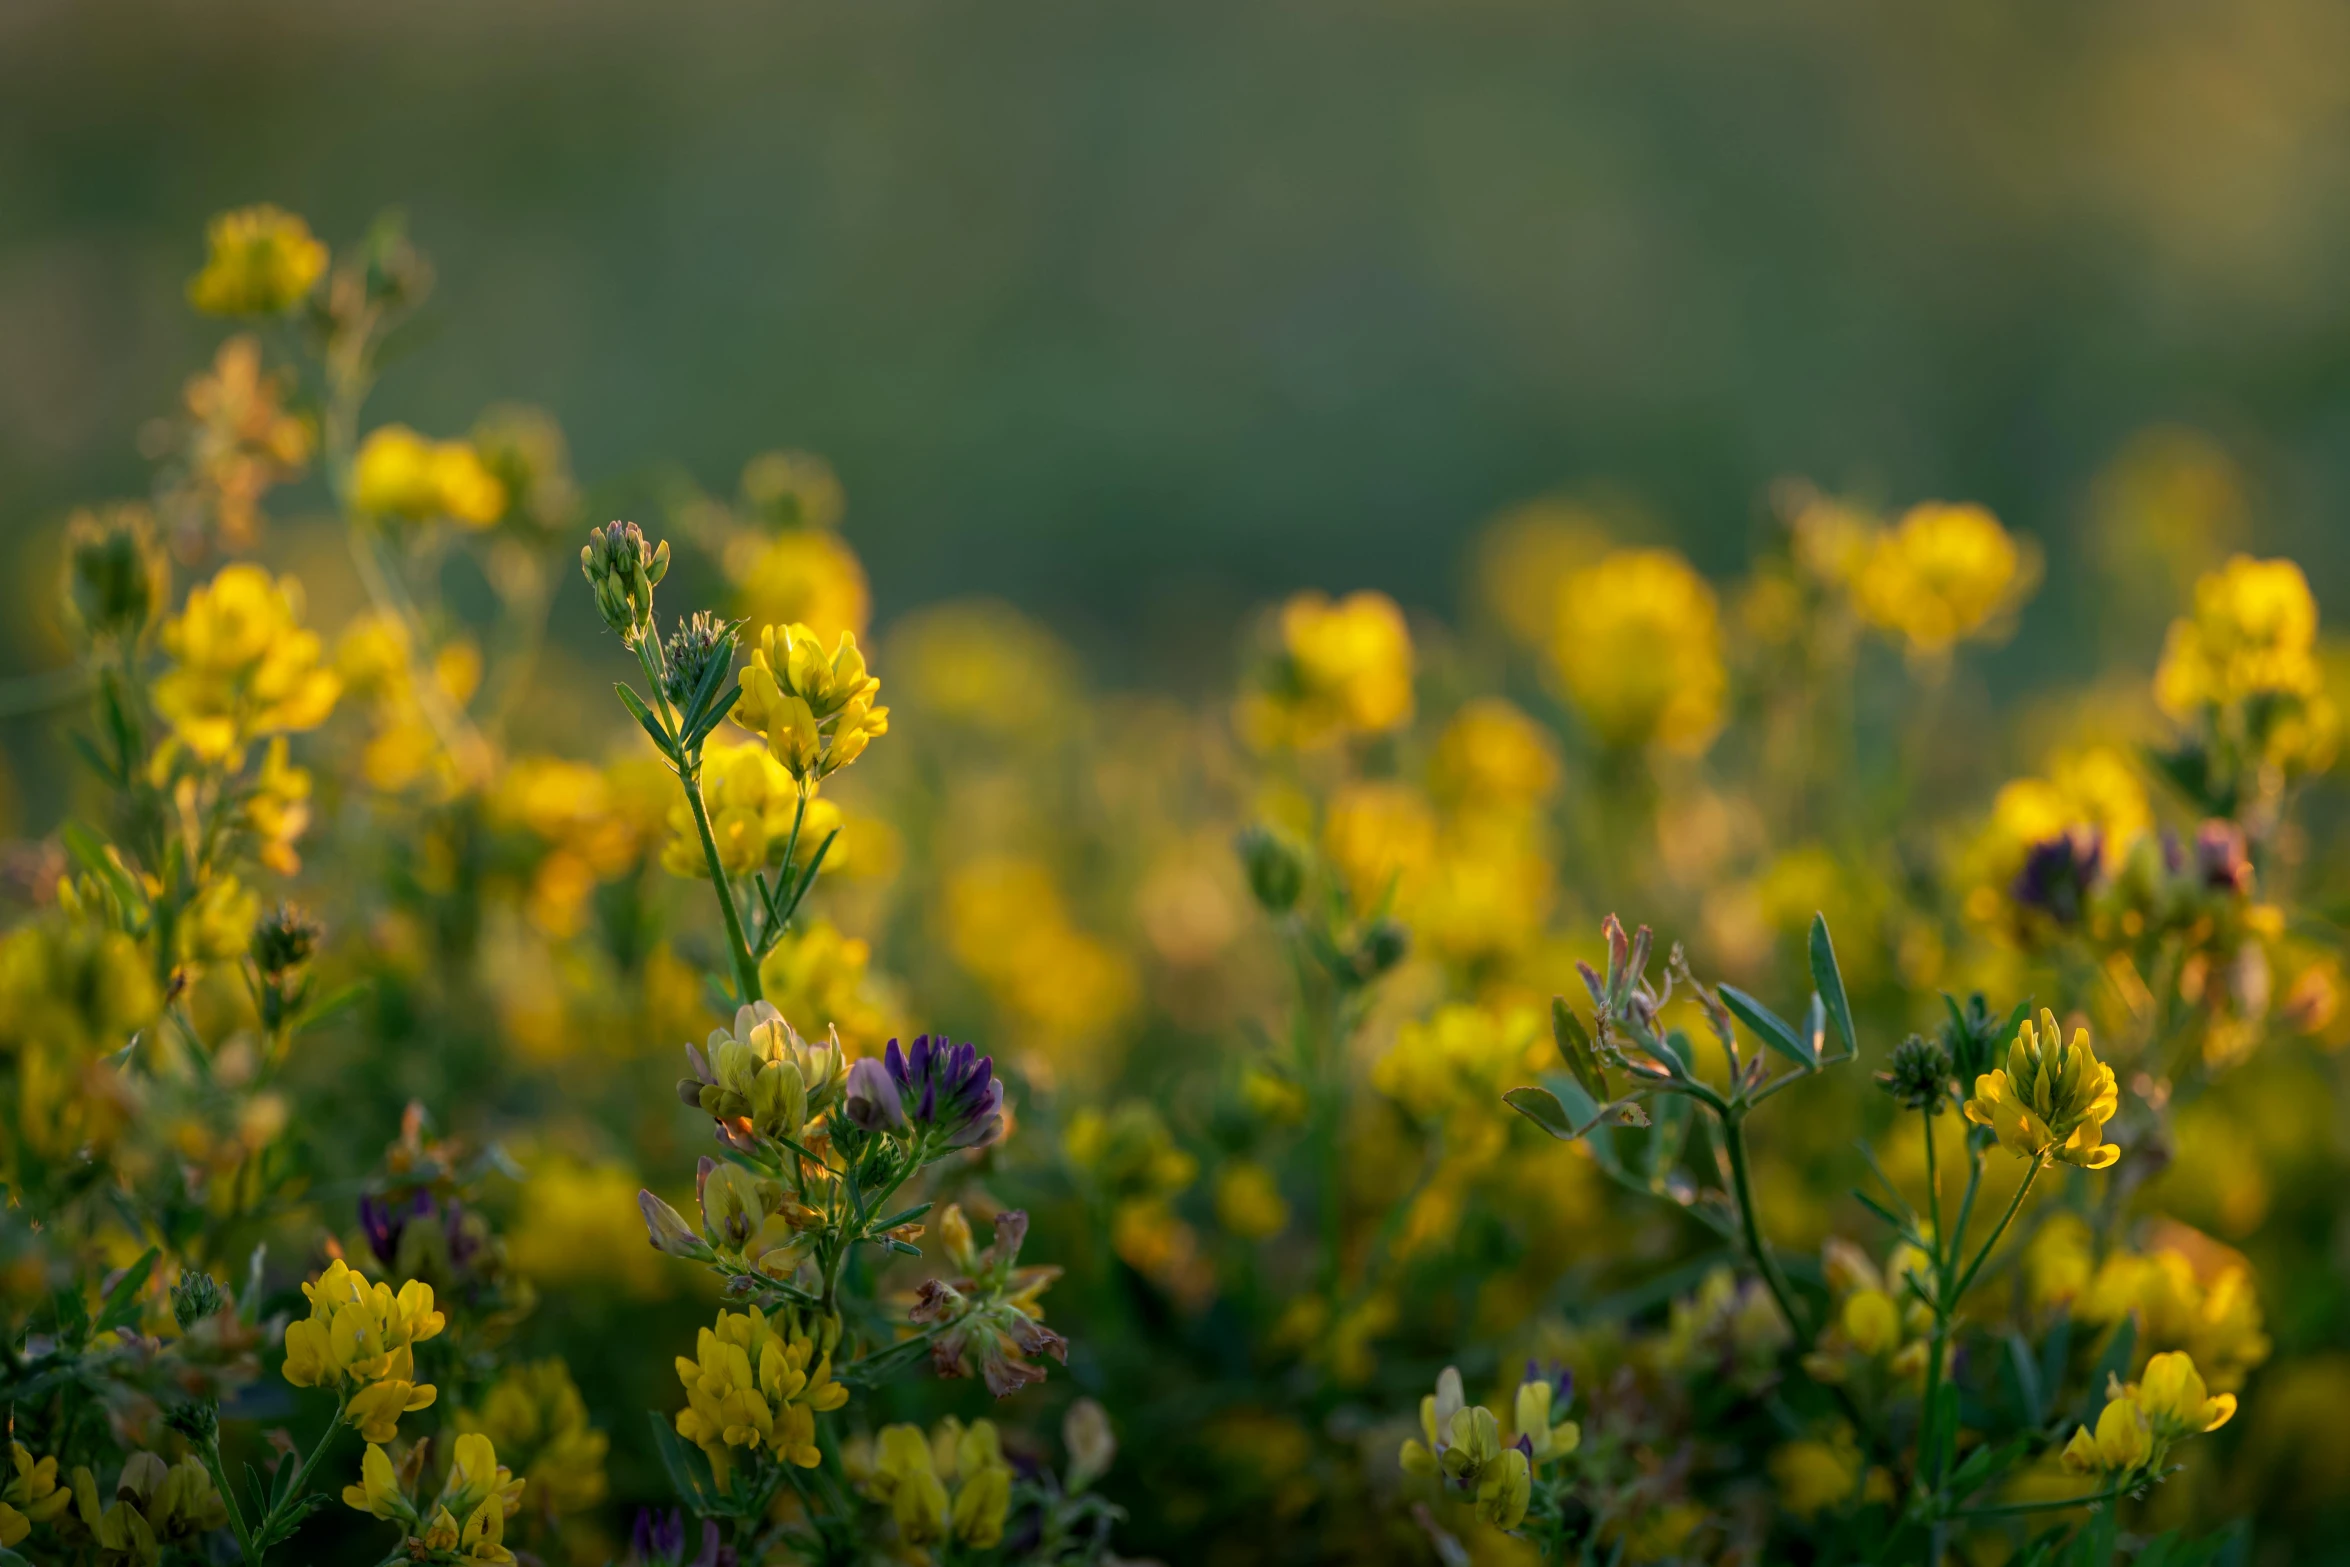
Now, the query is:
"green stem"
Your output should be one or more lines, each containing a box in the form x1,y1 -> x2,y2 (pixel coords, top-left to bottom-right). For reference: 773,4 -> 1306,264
684,763 -> 763,1005
1720,1107 -> 1808,1338
1943,1482 -> 2132,1519
1950,1158 -> 2043,1306
198,1432 -> 259,1567
253,1394 -> 350,1562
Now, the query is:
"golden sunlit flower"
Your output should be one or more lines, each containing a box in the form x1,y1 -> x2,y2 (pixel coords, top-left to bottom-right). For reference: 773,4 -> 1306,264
1854,502 -> 2031,657
1550,547 -> 1725,755
1240,590 -> 1415,749
354,425 -> 508,527
2061,1395 -> 2152,1477
153,564 -> 341,765
1962,1009 -> 2120,1169
187,204 -> 327,316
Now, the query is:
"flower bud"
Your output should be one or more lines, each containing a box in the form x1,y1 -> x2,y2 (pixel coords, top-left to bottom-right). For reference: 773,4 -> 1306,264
846,1056 -> 907,1133
63,504 -> 169,648
580,521 -> 670,646
163,1398 -> 220,1446
1236,824 -> 1307,914
251,903 -> 324,979
171,1270 -> 227,1329
660,611 -> 736,710
1353,918 -> 1409,981
639,1189 -> 713,1260
1063,1398 -> 1116,1492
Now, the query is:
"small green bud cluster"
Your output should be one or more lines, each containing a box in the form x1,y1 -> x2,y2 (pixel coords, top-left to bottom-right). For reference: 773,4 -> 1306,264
581,520 -> 671,646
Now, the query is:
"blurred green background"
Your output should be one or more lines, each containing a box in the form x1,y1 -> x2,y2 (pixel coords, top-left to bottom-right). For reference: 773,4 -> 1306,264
6,0 -> 2350,682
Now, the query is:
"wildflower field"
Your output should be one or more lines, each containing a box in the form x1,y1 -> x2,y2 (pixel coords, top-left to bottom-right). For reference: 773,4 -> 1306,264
0,203 -> 2346,1567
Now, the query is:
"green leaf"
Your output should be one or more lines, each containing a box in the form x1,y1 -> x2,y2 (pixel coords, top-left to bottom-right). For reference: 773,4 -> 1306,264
97,1247 -> 159,1333
2005,1331 -> 2046,1426
1808,914 -> 1858,1061
1552,997 -> 1607,1101
62,821 -> 143,913
871,1201 -> 933,1233
615,682 -> 676,762
1504,1085 -> 1586,1142
685,684 -> 743,751
1718,984 -> 1815,1069
648,1410 -> 716,1509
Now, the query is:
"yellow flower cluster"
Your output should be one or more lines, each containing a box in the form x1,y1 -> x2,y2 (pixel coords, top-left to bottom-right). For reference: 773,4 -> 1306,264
848,1418 -> 1014,1552
663,740 -> 805,878
280,1260 -> 447,1443
186,204 -> 327,316
2035,1222 -> 2271,1392
0,916 -> 156,1176
1371,1003 -> 1544,1129
153,564 -> 340,765
672,1304 -> 847,1487
345,1432 -> 526,1565
2155,554 -> 2338,771
1241,590 -> 1415,749
334,612 -> 483,794
1550,547 -> 1725,755
353,425 -> 509,527
1853,502 -> 2028,657
57,1451 -> 228,1559
1962,1009 -> 2120,1169
1770,1424 -> 1892,1518
730,528 -> 871,646
457,1359 -> 609,1517
2061,1350 -> 2235,1478
1801,1238 -> 1934,1385
1962,746 -> 2151,929
756,919 -> 901,1056
734,622 -> 891,789
0,1444 -> 70,1546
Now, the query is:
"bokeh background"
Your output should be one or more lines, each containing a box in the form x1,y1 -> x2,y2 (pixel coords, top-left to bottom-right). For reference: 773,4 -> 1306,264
8,0 -> 2350,713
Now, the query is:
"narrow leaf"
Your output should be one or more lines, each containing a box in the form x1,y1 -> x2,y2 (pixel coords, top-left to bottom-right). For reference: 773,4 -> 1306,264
1719,984 -> 1815,1068
97,1246 -> 159,1333
1808,914 -> 1858,1060
615,683 -> 676,761
1551,996 -> 1607,1102
685,684 -> 744,750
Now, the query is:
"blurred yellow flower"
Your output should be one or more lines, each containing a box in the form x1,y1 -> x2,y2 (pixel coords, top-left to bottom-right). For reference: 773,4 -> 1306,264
154,564 -> 340,765
1430,698 -> 1560,812
186,204 -> 326,316
505,1153 -> 672,1298
353,425 -> 508,527
888,599 -> 1078,738
1321,782 -> 1437,917
1854,502 -> 2031,657
757,919 -> 902,1057
1551,547 -> 1725,755
2156,555 -> 2324,714
945,857 -> 1135,1061
729,528 -> 871,646
1371,1003 -> 1543,1123
457,1359 -> 608,1518
1240,590 -> 1414,749
2077,1232 -> 2270,1392
178,335 -> 314,549
1214,1160 -> 1290,1240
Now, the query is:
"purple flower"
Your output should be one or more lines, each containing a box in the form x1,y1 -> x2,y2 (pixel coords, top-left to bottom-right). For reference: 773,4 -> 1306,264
881,1034 -> 1005,1148
2013,828 -> 2102,925
2194,819 -> 2253,896
844,1056 -> 906,1133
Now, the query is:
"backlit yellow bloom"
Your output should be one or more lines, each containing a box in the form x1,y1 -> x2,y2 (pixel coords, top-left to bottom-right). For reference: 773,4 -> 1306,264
2135,1349 -> 2237,1438
855,1418 -> 1014,1549
1854,502 -> 2030,657
735,622 -> 889,786
672,1305 -> 847,1487
353,425 -> 507,527
1550,547 -> 1725,755
2154,555 -> 2338,773
153,564 -> 340,764
2061,1395 -> 2152,1476
1770,1426 -> 1866,1518
2076,1240 -> 2269,1392
187,204 -> 327,316
341,1443 -> 406,1520
1431,698 -> 1561,812
281,1260 -> 445,1443
663,740 -> 802,878
1963,1009 -> 2120,1169
1322,782 -> 1437,917
1240,590 -> 1414,748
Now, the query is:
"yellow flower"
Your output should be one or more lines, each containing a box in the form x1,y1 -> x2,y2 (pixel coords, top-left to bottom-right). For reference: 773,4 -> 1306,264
871,1424 -> 952,1545
1770,1426 -> 1866,1517
887,599 -> 1077,737
1240,590 -> 1415,749
1962,1009 -> 2120,1169
1371,1003 -> 1543,1123
734,623 -> 889,787
2154,555 -> 2338,773
2135,1349 -> 2237,1439
1214,1160 -> 1291,1240
341,1444 -> 406,1520
728,527 -> 871,646
2076,1239 -> 2269,1392
353,425 -> 507,527
1512,1376 -> 1580,1461
1550,547 -> 1725,755
457,1359 -> 608,1517
2062,1394 -> 2153,1477
663,740 -> 802,879
1430,698 -> 1561,811
858,1418 -> 1014,1549
153,564 -> 341,764
1322,782 -> 1437,918
3,1444 -> 70,1533
1841,1288 -> 1901,1357
1854,502 -> 2030,657
281,1260 -> 445,1443
672,1305 -> 848,1487
757,919 -> 901,1058
187,204 -> 327,316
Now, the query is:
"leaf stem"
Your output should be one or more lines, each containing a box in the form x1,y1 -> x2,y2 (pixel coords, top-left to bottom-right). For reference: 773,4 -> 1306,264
1720,1106 -> 1808,1339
